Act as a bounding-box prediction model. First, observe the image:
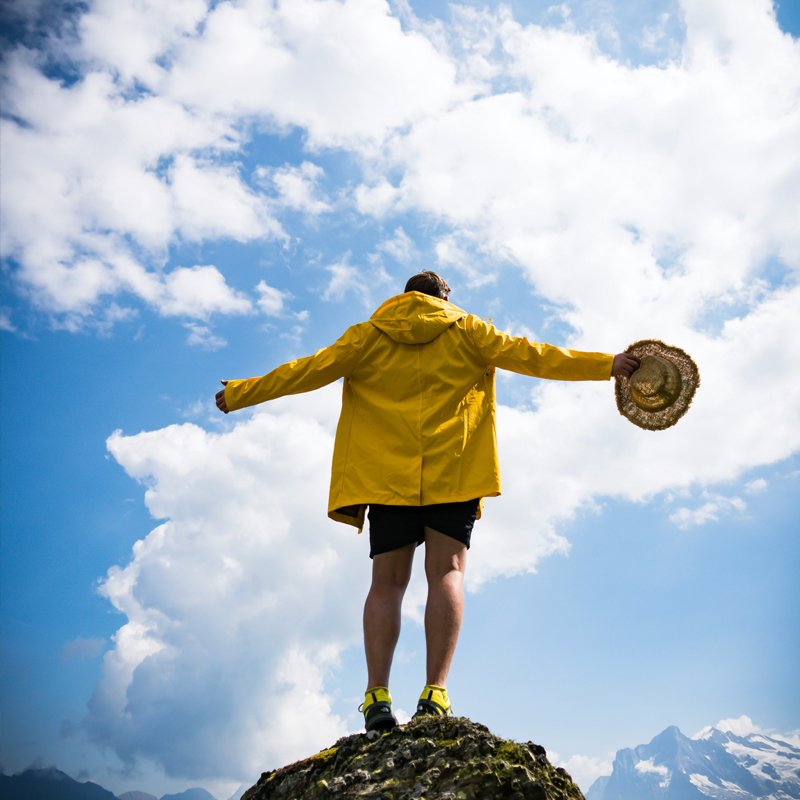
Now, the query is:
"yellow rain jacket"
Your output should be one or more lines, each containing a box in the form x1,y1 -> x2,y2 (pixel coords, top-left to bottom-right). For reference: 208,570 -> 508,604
224,292 -> 614,530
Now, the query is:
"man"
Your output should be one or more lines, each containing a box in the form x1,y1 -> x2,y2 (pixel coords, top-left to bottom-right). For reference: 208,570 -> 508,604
215,271 -> 639,734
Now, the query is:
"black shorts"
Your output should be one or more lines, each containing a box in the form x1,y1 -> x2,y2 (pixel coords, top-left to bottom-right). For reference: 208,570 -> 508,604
367,499 -> 480,559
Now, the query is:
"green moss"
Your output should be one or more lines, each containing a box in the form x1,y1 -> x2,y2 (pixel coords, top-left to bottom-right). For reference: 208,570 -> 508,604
495,741 -> 525,761
310,746 -> 338,765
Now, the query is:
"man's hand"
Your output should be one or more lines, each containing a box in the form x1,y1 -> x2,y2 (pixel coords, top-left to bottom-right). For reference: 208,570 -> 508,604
215,380 -> 229,414
611,353 -> 640,379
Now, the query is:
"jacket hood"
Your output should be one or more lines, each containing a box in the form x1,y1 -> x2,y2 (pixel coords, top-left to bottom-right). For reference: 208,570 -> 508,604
370,292 -> 467,344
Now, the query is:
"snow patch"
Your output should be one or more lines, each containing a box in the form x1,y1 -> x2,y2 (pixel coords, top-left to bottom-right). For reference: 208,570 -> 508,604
690,773 -> 717,789
635,758 -> 671,788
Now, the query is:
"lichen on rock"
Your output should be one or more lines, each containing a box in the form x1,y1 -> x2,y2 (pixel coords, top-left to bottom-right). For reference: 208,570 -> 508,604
242,716 -> 585,799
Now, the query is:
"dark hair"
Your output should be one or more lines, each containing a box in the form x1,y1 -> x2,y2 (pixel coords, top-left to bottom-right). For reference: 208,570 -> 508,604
404,271 -> 451,299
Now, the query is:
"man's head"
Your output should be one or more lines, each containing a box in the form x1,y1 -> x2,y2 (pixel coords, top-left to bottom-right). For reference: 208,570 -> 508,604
405,271 -> 451,300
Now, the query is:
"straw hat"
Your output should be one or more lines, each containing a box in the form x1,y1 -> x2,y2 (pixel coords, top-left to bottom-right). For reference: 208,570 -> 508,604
615,339 -> 699,430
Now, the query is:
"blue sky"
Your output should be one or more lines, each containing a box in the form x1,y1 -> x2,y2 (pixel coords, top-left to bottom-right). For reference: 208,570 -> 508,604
1,0 -> 799,796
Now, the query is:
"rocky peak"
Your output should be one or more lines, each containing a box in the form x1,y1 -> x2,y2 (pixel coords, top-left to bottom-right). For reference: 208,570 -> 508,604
242,716 -> 584,799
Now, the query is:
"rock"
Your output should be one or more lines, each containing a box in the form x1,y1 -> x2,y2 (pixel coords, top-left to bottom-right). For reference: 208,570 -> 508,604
241,716 -> 585,800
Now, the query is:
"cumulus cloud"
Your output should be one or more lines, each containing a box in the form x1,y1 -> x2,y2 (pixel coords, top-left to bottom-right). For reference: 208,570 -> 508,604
255,280 -> 291,316
169,156 -> 283,244
256,162 -> 332,215
0,27 -> 259,325
353,178 -> 400,216
376,227 -> 416,263
551,751 -> 613,792
159,265 -> 252,318
92,389 -> 366,781
160,0 -> 464,147
713,715 -> 763,736
0,0 -> 470,327
374,1 -> 800,342
693,714 -> 764,739
79,0 -> 207,86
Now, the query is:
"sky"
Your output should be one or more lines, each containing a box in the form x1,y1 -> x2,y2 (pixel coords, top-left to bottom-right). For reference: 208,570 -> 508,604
1,0 -> 799,797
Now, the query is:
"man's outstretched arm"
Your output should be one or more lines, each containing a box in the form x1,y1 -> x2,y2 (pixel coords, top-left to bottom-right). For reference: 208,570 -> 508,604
466,315 -> 639,381
214,323 -> 368,414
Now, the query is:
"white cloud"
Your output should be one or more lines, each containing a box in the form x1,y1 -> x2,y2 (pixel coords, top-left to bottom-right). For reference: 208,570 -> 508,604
374,3 -> 800,342
92,391 -> 365,781
693,714 -> 764,739
434,232 -> 499,287
159,266 -> 253,319
715,714 -> 763,737
0,0 -> 468,326
161,0 -> 465,148
0,57 -> 239,255
79,0 -> 207,86
669,493 -> 747,529
183,322 -> 227,351
744,478 -> 768,494
168,156 -> 283,244
321,257 -> 387,307
354,178 -> 400,217
257,162 -> 332,215
322,260 -> 359,303
0,43 -> 280,324
377,227 -> 416,263
255,281 -> 291,316
551,751 -> 613,792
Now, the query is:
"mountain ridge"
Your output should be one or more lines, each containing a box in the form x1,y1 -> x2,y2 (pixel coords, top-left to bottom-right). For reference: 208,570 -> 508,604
586,724 -> 800,800
0,769 -> 222,800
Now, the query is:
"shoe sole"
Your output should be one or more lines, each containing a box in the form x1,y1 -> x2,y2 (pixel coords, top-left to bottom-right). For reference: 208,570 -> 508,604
364,706 -> 398,737
413,699 -> 450,719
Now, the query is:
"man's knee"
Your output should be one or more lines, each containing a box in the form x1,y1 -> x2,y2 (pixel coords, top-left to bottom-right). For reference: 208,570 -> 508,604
371,545 -> 415,590
424,527 -> 467,580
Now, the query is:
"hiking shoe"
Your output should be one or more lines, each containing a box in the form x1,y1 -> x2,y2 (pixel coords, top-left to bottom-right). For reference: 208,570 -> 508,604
413,684 -> 452,718
359,686 -> 397,735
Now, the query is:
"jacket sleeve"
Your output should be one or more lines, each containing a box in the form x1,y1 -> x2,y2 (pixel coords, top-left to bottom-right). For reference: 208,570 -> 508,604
224,323 -> 368,411
465,315 -> 614,381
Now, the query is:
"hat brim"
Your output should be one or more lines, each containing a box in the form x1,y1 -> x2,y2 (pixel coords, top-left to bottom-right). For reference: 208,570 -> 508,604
615,339 -> 699,431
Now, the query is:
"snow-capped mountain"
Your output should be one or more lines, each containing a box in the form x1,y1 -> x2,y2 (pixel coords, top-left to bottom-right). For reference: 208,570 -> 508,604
586,723 -> 800,800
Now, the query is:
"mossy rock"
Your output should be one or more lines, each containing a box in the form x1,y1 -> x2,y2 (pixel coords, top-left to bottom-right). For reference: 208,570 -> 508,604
242,716 -> 585,799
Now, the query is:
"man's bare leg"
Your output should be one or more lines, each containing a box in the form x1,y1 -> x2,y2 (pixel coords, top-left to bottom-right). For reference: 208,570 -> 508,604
363,543 -> 415,689
423,527 -> 468,687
